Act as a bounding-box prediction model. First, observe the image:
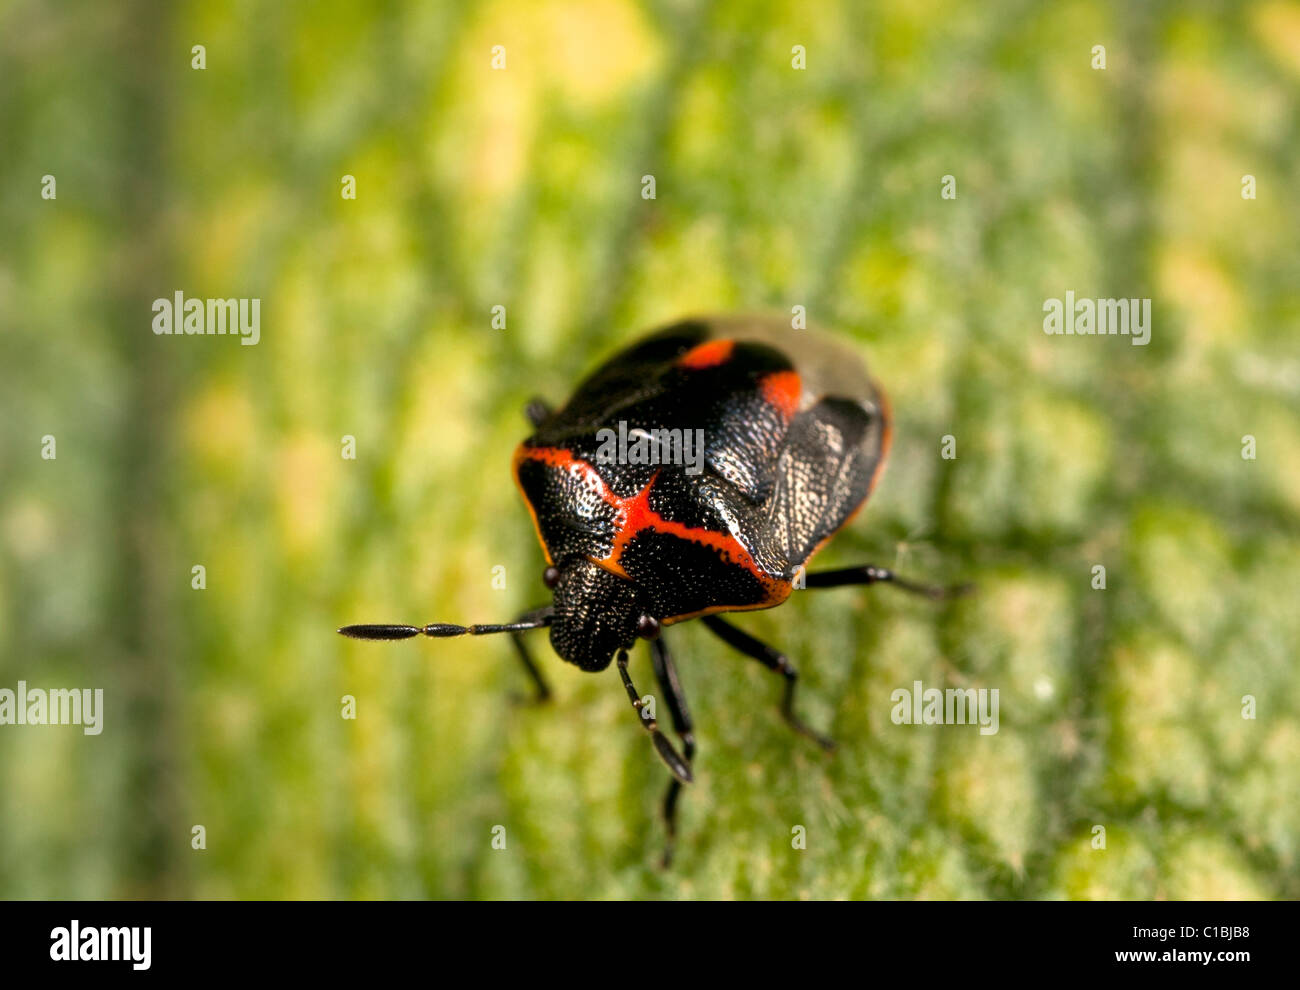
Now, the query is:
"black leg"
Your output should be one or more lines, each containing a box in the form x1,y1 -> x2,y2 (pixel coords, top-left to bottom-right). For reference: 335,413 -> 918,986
649,634 -> 695,867
804,563 -> 971,600
700,615 -> 835,751
523,397 -> 551,428
509,607 -> 552,703
616,649 -> 693,785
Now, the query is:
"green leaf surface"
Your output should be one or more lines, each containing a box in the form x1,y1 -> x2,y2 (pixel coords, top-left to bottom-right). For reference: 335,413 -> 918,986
0,0 -> 1296,899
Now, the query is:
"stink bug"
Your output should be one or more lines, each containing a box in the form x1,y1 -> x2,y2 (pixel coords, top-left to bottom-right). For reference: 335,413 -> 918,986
340,314 -> 965,865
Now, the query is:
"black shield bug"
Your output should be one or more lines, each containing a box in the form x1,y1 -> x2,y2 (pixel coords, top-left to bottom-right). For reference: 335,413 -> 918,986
340,314 -> 966,865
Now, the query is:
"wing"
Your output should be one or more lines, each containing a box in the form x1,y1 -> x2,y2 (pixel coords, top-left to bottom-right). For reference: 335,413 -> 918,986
608,315 -> 890,577
746,394 -> 888,578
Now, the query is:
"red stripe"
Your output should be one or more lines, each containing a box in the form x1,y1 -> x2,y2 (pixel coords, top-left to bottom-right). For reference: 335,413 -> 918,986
513,444 -> 786,603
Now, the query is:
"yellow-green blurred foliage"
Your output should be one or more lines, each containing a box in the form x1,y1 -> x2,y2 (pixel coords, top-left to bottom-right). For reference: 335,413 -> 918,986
1,0 -> 1297,899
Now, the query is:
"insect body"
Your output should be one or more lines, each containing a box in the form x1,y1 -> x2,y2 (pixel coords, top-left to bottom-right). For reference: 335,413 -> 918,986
340,315 -> 962,865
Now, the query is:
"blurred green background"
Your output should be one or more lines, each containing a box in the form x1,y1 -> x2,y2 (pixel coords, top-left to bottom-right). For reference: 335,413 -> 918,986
2,0 -> 1298,900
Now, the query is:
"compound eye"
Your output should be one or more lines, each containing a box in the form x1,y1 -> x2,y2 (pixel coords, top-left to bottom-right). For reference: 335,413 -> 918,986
636,614 -> 661,640
542,566 -> 561,590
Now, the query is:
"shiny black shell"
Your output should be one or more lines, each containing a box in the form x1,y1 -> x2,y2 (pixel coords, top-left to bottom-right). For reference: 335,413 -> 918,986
513,315 -> 890,625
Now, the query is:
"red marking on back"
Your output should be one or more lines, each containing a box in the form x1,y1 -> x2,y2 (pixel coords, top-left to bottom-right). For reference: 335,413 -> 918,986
678,338 -> 735,370
760,370 -> 802,419
513,444 -> 786,605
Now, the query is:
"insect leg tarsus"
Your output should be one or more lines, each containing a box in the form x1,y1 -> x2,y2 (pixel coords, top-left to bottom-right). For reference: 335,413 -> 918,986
804,564 -> 972,600
700,615 -> 835,751
616,649 -> 693,785
509,606 -> 553,703
649,634 -> 695,868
